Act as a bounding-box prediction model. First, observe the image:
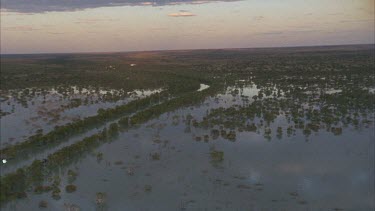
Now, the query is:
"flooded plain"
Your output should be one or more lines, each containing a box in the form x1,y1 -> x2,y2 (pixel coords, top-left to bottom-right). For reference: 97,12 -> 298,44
0,46 -> 374,211
0,86 -> 163,148
1,82 -> 374,211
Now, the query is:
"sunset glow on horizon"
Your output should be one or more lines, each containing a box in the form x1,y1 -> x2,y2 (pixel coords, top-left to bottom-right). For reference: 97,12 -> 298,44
1,0 -> 374,54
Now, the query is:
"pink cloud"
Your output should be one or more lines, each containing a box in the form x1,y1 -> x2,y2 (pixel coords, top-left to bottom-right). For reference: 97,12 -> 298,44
168,12 -> 196,17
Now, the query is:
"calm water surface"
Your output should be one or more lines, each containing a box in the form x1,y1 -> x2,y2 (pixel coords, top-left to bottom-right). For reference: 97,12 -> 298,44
1,84 -> 374,211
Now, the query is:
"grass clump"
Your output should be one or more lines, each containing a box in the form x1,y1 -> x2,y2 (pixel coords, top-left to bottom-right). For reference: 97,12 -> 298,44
65,184 -> 77,193
144,185 -> 152,192
34,186 -> 52,194
39,200 -> 48,208
150,153 -> 160,160
210,150 -> 224,162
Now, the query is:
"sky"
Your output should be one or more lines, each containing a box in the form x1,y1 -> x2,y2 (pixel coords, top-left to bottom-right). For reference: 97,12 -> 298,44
0,0 -> 374,54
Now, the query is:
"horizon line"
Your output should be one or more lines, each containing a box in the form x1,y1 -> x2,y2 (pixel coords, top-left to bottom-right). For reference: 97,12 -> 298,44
1,43 -> 374,56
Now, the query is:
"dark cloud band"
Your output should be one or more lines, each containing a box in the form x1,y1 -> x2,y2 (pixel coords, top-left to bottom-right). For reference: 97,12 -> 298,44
1,0 -> 238,13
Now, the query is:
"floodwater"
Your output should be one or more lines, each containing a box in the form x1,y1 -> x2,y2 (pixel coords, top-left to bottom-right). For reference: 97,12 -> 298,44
197,84 -> 210,92
0,86 -> 163,148
1,83 -> 374,211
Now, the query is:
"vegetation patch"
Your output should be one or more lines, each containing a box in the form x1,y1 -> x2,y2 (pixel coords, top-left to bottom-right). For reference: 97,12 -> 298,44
210,150 -> 224,162
65,184 -> 77,193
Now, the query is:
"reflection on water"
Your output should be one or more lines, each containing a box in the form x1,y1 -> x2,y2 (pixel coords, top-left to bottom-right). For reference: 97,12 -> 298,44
197,84 -> 210,92
131,88 -> 164,97
1,81 -> 374,211
3,113 -> 373,210
0,86 -> 163,148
